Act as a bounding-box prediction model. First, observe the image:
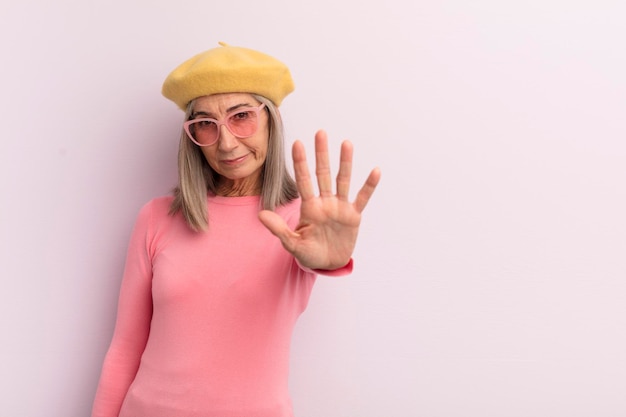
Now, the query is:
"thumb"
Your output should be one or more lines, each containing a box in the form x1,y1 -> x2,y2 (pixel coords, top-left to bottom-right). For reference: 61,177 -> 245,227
258,210 -> 298,250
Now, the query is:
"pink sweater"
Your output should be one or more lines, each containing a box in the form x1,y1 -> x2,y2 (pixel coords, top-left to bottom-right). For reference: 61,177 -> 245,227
91,195 -> 351,417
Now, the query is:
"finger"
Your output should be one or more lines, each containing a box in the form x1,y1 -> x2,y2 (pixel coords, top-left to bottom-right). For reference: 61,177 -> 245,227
315,130 -> 333,197
354,167 -> 381,213
292,140 -> 315,201
258,210 -> 298,252
336,140 -> 353,200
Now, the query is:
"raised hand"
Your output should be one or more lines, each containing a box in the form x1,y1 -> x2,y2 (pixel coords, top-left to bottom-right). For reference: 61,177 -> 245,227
259,130 -> 381,270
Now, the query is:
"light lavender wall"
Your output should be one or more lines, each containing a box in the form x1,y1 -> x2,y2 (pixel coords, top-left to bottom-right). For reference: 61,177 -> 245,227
1,1 -> 625,416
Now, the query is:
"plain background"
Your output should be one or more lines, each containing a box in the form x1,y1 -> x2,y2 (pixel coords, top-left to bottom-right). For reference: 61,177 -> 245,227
1,0 -> 625,416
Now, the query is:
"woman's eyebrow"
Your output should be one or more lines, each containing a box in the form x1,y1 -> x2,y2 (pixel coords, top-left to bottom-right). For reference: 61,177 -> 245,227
192,102 -> 256,118
191,110 -> 212,118
226,102 -> 256,113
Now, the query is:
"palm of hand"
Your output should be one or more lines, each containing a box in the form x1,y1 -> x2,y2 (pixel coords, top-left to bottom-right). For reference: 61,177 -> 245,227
259,130 -> 380,271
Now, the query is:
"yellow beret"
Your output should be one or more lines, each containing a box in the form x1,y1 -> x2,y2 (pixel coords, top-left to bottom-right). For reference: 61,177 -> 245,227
162,42 -> 295,110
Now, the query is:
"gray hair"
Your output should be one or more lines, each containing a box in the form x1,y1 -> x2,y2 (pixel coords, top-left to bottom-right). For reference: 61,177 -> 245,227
169,94 -> 298,231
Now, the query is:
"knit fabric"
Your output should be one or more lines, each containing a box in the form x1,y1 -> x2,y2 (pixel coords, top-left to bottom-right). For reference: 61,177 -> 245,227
162,42 -> 295,110
91,195 -> 351,417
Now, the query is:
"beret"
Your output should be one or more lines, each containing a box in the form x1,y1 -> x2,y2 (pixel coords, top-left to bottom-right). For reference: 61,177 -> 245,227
162,42 -> 295,110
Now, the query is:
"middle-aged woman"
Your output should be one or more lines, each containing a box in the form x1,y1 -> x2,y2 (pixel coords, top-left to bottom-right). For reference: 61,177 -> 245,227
91,42 -> 381,417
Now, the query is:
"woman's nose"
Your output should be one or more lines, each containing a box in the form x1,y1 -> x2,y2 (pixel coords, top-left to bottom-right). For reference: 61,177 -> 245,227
217,124 -> 238,151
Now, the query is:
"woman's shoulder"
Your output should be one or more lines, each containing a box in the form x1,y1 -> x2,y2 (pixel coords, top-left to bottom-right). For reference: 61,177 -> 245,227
139,195 -> 175,216
131,195 -> 185,238
132,195 -> 177,229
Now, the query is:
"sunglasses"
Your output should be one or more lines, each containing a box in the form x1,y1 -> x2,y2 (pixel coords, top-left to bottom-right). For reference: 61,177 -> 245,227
183,103 -> 266,146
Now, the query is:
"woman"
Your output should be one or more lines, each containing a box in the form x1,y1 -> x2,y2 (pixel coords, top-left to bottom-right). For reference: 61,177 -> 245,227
91,42 -> 380,417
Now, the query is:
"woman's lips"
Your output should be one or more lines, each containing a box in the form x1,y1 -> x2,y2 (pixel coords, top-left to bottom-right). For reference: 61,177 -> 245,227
221,154 -> 248,165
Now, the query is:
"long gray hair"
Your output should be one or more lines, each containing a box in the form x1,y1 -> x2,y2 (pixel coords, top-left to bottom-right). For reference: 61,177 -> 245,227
168,94 -> 298,232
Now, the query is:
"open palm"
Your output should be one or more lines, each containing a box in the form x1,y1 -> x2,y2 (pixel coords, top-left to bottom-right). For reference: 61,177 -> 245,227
259,130 -> 381,270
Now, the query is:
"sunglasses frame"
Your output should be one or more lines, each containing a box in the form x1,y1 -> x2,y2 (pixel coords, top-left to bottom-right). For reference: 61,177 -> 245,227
183,103 -> 266,147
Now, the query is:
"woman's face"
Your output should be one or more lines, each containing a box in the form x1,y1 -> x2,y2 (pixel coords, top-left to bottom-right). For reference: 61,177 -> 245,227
190,93 -> 269,195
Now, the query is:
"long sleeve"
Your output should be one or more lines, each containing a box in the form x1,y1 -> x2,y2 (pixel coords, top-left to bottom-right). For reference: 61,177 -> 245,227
91,203 -> 155,417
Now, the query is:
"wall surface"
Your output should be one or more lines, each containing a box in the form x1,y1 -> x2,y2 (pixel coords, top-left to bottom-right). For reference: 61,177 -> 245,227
1,1 -> 625,416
